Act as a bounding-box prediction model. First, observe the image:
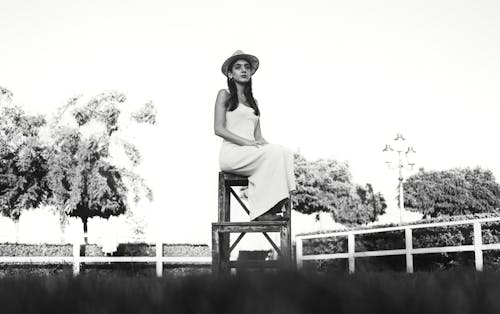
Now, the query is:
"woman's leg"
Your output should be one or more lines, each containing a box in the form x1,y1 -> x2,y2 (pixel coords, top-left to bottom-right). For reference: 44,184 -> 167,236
220,143 -> 295,221
254,197 -> 289,221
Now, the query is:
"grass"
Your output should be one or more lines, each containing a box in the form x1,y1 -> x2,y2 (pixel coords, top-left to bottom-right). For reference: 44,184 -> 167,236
1,270 -> 500,314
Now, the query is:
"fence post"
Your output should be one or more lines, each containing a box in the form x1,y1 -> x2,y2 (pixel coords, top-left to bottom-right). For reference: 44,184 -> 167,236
405,228 -> 413,273
156,240 -> 163,277
473,222 -> 483,271
296,237 -> 303,270
348,233 -> 355,274
72,241 -> 80,276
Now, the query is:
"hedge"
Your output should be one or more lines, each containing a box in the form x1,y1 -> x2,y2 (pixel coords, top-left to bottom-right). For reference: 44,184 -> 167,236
0,243 -> 210,257
0,243 -> 210,277
299,213 -> 500,272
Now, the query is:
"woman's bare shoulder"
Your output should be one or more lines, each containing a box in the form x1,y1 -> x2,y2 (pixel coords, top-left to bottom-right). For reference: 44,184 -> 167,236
215,89 -> 230,105
217,89 -> 230,98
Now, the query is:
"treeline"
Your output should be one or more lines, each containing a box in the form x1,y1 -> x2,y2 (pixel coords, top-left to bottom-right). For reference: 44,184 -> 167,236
4,84 -> 500,243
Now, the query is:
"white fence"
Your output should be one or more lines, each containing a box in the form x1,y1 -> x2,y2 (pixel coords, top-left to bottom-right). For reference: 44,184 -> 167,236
0,238 -> 211,277
295,216 -> 500,273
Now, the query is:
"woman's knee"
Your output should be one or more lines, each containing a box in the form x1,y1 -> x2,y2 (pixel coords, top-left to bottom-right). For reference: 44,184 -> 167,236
261,144 -> 287,160
268,144 -> 293,157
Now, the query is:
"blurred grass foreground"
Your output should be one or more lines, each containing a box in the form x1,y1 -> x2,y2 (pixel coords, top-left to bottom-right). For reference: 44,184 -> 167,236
1,271 -> 500,314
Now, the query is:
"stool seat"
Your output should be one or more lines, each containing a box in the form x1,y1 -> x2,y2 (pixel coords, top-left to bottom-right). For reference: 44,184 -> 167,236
212,221 -> 288,233
220,172 -> 248,186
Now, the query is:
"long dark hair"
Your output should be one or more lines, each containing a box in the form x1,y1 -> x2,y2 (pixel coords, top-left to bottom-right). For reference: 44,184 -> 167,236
226,62 -> 260,116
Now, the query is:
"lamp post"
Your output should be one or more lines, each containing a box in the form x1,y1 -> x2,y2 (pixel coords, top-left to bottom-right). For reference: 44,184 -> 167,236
383,133 -> 416,223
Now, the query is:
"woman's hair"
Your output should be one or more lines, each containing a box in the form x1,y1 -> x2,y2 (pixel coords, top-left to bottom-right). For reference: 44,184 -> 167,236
225,60 -> 260,116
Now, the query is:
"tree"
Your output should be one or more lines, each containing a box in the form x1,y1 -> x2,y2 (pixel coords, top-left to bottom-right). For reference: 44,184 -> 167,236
45,91 -> 155,242
404,167 -> 500,218
292,152 -> 387,226
240,152 -> 387,226
0,87 -> 48,241
125,209 -> 148,237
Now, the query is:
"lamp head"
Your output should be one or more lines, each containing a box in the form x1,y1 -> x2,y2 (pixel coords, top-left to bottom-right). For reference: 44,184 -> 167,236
393,132 -> 407,152
382,144 -> 394,165
406,146 -> 416,166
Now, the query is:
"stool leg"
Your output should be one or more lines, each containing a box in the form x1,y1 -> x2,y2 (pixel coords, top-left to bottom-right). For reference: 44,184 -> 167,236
218,173 -> 231,274
212,226 -> 231,275
221,232 -> 231,274
280,199 -> 293,270
212,226 -> 221,275
218,173 -> 231,222
280,224 -> 292,269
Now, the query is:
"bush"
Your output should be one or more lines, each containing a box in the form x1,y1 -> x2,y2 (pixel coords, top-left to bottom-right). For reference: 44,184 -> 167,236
0,243 -> 210,277
300,213 -> 500,272
0,242 -> 210,257
0,243 -> 73,256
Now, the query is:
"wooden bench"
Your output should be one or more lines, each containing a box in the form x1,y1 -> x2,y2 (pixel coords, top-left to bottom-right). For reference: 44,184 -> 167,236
211,172 -> 292,274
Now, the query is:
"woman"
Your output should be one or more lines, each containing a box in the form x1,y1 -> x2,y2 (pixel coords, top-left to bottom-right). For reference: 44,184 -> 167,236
214,50 -> 296,221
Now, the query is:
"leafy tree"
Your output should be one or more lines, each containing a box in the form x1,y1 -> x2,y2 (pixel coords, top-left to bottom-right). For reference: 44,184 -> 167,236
239,152 -> 387,226
45,91 -> 155,242
131,101 -> 157,125
125,210 -> 148,237
292,152 -> 387,226
404,167 -> 500,218
0,87 -> 48,240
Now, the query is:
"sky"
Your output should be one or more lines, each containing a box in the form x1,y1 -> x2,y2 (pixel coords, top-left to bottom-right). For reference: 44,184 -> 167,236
0,0 -> 499,247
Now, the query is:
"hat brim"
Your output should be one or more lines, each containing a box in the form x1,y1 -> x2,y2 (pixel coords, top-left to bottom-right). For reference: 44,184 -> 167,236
221,54 -> 259,77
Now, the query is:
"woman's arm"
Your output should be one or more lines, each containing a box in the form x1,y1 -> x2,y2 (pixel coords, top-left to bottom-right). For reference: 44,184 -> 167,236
254,119 -> 268,144
253,99 -> 268,144
214,89 -> 260,147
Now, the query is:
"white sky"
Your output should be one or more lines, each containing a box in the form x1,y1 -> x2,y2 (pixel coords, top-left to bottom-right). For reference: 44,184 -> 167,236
1,0 -> 499,245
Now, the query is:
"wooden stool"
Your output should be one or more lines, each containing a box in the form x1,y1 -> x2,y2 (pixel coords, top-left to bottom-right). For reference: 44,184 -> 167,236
211,171 -> 292,275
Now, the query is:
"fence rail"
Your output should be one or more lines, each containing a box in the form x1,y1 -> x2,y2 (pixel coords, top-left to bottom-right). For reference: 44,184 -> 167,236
0,240 -> 211,277
295,216 -> 500,273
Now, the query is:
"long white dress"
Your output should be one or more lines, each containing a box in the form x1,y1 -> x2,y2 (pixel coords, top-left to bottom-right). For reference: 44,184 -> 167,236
219,103 -> 296,221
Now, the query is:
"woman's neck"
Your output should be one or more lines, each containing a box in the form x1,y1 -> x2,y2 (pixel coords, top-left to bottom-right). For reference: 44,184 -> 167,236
235,83 -> 247,103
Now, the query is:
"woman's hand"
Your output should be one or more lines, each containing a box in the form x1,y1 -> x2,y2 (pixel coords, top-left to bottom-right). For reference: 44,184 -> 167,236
255,139 -> 268,145
247,139 -> 268,147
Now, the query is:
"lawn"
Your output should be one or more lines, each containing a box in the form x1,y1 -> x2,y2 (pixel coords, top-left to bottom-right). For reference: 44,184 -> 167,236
1,270 -> 500,314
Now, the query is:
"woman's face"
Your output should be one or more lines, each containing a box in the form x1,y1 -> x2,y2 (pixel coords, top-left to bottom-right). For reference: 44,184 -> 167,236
229,59 -> 252,83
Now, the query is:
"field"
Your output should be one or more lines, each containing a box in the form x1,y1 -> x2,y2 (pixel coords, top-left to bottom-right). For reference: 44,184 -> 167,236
1,270 -> 500,314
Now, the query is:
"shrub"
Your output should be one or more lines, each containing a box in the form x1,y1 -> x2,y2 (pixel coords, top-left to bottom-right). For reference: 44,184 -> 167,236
0,243 -> 210,277
300,213 -> 500,272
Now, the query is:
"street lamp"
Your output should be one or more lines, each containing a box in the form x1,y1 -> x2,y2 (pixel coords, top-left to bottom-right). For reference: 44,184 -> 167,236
383,133 -> 416,223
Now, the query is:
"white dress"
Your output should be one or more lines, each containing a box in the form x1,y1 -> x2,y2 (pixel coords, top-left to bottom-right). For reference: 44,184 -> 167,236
219,103 -> 296,220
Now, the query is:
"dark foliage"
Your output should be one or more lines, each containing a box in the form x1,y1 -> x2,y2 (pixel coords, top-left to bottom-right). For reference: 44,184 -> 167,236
302,213 -> 500,272
292,152 -> 387,226
404,167 -> 500,218
0,243 -> 209,258
0,88 -> 48,221
2,271 -> 500,313
240,152 -> 387,225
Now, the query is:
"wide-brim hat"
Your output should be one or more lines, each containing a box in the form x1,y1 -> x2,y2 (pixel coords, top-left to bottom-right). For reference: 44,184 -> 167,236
221,50 -> 259,77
